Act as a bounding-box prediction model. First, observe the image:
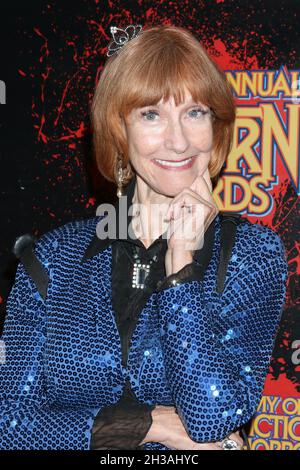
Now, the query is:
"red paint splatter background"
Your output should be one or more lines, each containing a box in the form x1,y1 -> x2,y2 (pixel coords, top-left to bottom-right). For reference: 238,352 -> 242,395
0,0 -> 299,448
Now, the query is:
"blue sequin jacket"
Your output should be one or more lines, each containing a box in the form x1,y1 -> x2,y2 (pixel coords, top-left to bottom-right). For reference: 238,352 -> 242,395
0,213 -> 288,449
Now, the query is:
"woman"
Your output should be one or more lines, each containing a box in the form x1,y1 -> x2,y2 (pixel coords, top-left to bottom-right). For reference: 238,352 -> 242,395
0,25 -> 287,451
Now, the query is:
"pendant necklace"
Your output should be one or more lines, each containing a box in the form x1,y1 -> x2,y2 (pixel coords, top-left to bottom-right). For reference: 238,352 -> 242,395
130,244 -> 159,289
129,205 -> 160,289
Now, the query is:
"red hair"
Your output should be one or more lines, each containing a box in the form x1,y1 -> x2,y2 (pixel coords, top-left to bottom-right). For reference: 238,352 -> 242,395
91,25 -> 236,187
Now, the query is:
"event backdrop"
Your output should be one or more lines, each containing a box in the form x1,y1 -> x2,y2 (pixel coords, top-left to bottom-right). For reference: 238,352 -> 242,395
0,0 -> 299,450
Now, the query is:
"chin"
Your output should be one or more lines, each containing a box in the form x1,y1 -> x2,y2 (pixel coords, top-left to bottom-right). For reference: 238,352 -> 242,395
169,172 -> 198,188
152,179 -> 193,197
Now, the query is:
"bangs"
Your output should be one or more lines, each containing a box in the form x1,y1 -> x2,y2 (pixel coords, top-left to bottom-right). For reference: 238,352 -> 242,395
118,45 -> 211,117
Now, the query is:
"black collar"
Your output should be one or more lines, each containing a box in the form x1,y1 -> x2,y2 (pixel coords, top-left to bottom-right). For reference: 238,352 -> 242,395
81,173 -> 145,263
80,174 -> 216,268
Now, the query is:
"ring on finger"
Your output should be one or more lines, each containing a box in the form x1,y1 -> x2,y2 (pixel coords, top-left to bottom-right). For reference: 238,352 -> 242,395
221,438 -> 241,450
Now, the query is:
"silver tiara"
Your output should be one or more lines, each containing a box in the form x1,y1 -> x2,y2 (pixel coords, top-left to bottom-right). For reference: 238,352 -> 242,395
106,25 -> 143,57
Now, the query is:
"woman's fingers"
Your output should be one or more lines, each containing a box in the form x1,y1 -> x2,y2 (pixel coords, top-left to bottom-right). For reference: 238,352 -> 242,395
202,167 -> 213,192
166,189 -> 212,222
190,441 -> 223,451
165,190 -> 216,249
190,430 -> 243,451
190,170 -> 219,220
165,167 -> 217,224
151,406 -> 223,450
166,186 -> 218,220
151,406 -> 244,450
228,431 -> 244,448
215,431 -> 244,450
190,168 -> 213,197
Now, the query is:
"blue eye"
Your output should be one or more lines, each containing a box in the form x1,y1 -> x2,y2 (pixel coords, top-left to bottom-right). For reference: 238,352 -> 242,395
188,108 -> 209,119
141,110 -> 159,121
140,107 -> 209,121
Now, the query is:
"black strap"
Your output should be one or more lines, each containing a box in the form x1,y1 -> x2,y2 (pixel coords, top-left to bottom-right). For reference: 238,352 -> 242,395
216,213 -> 251,449
216,212 -> 244,294
241,426 -> 251,450
12,213 -> 243,301
12,234 -> 49,301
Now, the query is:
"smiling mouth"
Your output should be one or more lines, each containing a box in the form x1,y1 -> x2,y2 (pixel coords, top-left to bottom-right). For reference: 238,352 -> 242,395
152,156 -> 196,169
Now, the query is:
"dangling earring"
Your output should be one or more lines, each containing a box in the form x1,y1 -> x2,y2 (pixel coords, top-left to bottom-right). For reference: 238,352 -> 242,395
115,154 -> 125,198
115,155 -> 133,198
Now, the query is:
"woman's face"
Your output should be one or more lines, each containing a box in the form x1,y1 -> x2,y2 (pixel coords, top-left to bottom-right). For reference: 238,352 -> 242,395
123,89 -> 214,197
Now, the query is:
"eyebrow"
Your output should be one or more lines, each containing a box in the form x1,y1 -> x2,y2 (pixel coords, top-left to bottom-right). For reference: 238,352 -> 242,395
141,101 -> 206,109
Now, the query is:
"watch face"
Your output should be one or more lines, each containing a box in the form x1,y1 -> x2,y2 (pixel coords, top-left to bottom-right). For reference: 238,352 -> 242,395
222,439 -> 239,450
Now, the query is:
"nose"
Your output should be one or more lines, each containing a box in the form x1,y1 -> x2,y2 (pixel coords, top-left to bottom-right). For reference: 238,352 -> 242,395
164,116 -> 189,154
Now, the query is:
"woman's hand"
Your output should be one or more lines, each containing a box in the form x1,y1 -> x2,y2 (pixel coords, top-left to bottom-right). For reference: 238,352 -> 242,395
140,405 -> 244,450
164,168 -> 219,275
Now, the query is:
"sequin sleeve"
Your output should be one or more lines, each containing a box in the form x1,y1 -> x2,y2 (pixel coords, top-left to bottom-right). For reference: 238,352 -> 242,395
0,259 -> 102,450
156,261 -> 204,291
155,228 -> 288,442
